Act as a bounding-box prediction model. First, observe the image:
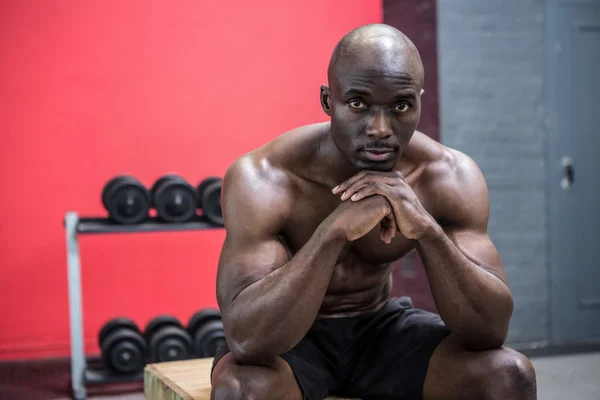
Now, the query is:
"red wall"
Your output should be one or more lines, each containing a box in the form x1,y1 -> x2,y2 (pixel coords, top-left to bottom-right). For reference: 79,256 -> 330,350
0,1 -> 382,360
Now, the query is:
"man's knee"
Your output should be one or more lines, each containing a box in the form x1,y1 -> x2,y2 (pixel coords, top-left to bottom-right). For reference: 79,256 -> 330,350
211,356 -> 299,400
211,373 -> 243,400
482,349 -> 536,400
211,371 -> 267,400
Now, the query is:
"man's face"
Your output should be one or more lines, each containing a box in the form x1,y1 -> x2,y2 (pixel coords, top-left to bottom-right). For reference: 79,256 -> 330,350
322,58 -> 422,172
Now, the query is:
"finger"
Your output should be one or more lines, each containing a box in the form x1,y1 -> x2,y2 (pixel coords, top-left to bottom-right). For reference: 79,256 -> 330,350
349,182 -> 389,202
380,225 -> 389,243
381,222 -> 393,243
332,170 -> 392,194
389,223 -> 396,239
341,181 -> 370,201
386,211 -> 398,241
382,208 -> 397,239
382,224 -> 393,243
386,214 -> 397,238
341,175 -> 395,201
332,171 -> 369,194
380,217 -> 396,243
334,170 -> 403,194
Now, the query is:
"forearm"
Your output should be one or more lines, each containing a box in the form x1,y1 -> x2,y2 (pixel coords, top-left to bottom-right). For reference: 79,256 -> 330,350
226,222 -> 345,365
416,225 -> 513,350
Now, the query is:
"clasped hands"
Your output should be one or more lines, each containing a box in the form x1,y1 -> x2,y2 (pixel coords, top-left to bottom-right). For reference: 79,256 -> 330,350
332,170 -> 437,242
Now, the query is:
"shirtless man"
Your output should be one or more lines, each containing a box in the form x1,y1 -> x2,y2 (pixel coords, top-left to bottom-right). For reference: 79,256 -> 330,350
210,24 -> 537,400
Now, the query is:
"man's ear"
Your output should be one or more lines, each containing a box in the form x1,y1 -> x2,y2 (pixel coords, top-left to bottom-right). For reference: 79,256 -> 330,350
320,85 -> 332,116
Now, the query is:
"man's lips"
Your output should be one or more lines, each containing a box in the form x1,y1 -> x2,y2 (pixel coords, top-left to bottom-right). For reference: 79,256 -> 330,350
362,149 -> 395,161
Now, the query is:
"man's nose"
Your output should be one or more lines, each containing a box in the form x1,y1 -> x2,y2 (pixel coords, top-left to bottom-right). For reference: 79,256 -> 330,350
366,109 -> 392,139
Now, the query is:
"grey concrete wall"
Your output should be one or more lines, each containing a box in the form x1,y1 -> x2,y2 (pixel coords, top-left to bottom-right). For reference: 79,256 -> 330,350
436,0 -> 549,344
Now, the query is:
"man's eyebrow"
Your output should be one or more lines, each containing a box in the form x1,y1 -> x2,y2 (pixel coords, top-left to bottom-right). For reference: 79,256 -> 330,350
343,88 -> 372,98
395,91 -> 418,100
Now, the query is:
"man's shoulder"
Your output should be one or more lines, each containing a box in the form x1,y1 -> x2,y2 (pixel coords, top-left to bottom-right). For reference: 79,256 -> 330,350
220,153 -> 295,229
266,121 -> 330,166
222,122 -> 329,211
409,132 -> 480,186
223,152 -> 292,202
225,121 -> 329,188
414,134 -> 488,221
424,145 -> 478,186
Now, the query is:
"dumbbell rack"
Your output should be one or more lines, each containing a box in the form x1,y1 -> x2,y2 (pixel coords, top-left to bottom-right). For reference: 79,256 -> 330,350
64,211 -> 223,400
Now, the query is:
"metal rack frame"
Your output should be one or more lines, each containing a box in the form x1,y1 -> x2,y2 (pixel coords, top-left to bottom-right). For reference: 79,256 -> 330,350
64,211 -> 221,400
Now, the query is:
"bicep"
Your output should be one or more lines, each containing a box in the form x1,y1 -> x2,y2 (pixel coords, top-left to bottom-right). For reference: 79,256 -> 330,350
217,233 -> 290,309
215,158 -> 292,309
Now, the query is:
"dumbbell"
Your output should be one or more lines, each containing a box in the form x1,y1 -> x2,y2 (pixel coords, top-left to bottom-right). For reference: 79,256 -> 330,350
102,175 -> 150,224
98,317 -> 146,374
197,177 -> 223,226
144,315 -> 192,363
188,309 -> 226,358
151,175 -> 198,223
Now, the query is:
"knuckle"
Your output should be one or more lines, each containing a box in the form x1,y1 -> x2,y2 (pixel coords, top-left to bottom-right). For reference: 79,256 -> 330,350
381,205 -> 391,217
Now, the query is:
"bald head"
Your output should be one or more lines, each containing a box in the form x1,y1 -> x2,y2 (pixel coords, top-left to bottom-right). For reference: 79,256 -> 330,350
327,24 -> 424,88
320,24 -> 424,172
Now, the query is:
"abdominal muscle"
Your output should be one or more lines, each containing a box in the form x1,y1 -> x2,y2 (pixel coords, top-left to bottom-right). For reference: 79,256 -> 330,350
316,261 -> 395,319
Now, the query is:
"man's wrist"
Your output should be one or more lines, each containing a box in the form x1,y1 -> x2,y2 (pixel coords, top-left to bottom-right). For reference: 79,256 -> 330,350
415,217 -> 444,242
319,219 -> 347,246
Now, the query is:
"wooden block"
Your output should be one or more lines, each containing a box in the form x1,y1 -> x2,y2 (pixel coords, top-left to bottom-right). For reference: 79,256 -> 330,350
145,358 -> 213,400
144,357 -> 359,400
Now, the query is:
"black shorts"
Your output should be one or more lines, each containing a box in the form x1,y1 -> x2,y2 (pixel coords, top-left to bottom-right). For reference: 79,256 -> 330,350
211,297 -> 450,400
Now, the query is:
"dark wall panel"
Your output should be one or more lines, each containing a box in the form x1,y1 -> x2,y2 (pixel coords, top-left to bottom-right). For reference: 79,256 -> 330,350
384,0 -> 439,141
384,0 -> 439,312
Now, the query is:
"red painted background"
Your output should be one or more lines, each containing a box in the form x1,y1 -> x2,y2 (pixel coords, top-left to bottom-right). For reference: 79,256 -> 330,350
0,1 -> 382,360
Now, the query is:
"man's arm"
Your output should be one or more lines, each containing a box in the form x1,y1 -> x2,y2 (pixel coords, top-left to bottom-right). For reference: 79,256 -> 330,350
217,157 -> 346,366
332,151 -> 513,350
415,152 -> 513,350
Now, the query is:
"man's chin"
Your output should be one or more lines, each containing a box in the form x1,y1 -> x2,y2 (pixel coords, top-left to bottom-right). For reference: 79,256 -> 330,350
355,159 -> 396,172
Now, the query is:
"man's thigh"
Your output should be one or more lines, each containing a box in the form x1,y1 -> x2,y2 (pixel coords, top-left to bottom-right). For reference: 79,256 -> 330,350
346,298 -> 451,399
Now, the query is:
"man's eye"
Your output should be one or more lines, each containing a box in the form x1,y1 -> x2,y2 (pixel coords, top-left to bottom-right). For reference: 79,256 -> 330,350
349,100 -> 367,109
394,103 -> 410,112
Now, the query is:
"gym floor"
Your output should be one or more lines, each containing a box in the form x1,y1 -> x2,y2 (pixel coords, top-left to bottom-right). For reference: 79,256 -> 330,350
0,351 -> 598,400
